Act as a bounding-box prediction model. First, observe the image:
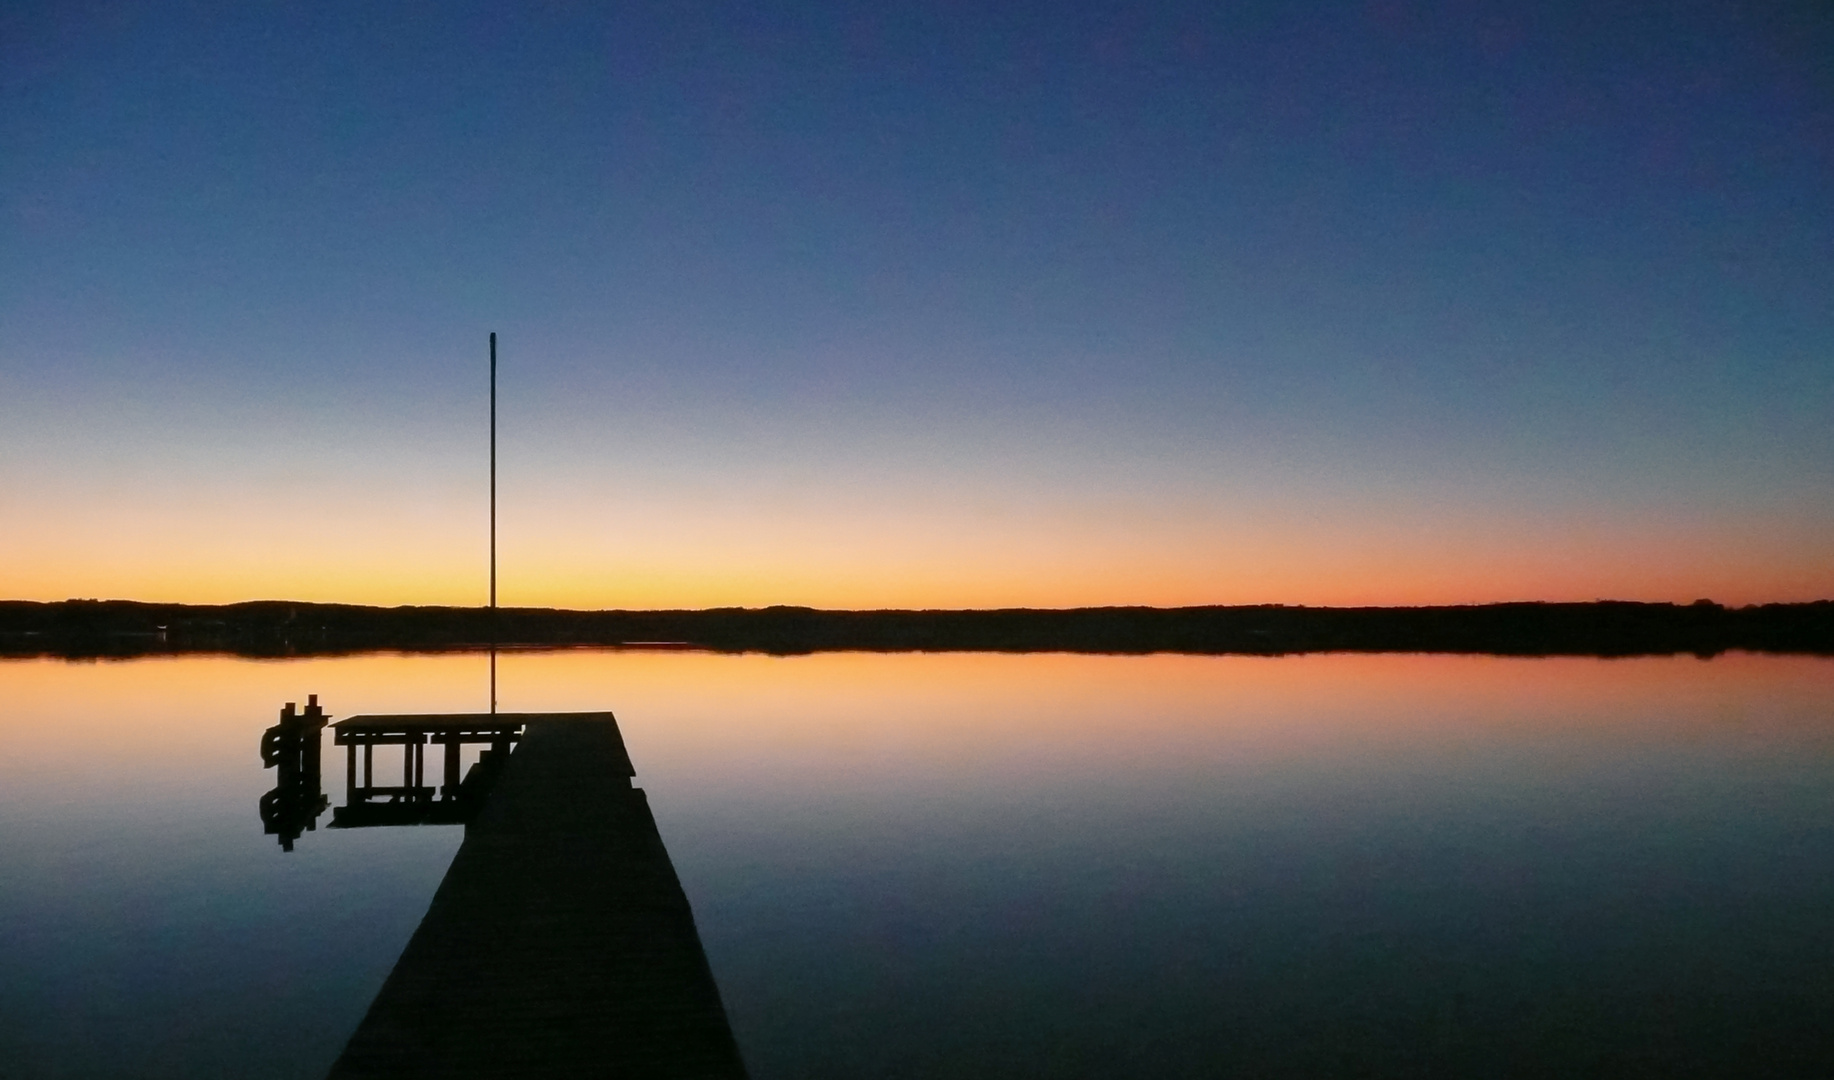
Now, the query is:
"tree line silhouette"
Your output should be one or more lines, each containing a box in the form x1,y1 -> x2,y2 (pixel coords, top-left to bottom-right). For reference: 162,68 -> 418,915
3,598 -> 1830,659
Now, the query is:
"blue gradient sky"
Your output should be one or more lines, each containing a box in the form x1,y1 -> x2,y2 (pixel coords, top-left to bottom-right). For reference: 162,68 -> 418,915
4,1 -> 1831,607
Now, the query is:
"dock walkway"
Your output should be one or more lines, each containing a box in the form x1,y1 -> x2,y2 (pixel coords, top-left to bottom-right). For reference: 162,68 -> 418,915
326,713 -> 747,1079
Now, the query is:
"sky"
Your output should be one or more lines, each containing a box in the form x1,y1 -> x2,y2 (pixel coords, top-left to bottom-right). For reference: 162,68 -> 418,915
2,0 -> 1830,609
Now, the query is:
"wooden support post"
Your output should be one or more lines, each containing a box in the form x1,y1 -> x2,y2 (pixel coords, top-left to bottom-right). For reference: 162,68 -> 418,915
444,735 -> 462,799
347,742 -> 357,804
365,742 -> 373,798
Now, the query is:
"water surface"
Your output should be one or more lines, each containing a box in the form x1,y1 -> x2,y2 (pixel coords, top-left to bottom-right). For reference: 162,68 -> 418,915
2,651 -> 1830,1077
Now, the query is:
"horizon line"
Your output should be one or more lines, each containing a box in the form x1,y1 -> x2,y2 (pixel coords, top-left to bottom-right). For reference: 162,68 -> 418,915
11,596 -> 1832,613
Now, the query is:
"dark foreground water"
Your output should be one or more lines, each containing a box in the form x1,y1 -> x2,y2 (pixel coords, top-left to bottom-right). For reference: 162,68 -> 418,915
2,651 -> 1830,1078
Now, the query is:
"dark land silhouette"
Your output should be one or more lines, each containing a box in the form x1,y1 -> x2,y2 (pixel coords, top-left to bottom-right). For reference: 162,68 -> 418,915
4,597 -> 1832,658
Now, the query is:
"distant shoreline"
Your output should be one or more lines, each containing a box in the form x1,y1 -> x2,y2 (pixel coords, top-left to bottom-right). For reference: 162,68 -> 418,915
2,598 -> 1830,659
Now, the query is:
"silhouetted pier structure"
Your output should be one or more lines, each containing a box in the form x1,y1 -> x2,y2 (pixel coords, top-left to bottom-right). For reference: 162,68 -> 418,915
331,713 -> 524,828
324,712 -> 747,1080
259,696 -> 330,849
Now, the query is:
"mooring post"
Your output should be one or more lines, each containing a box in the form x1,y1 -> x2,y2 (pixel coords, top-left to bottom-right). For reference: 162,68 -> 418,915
444,735 -> 462,799
303,694 -> 325,792
275,702 -> 298,789
259,696 -> 331,849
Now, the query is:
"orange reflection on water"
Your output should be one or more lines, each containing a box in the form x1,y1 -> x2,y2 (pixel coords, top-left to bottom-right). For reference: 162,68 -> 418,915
464,650 -> 1833,794
3,650 -> 1829,807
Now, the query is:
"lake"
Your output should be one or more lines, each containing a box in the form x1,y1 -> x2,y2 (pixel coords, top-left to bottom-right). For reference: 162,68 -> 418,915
2,650 -> 1831,1078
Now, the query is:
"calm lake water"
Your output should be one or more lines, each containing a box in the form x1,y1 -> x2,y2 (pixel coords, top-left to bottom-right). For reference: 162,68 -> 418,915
2,650 -> 1831,1078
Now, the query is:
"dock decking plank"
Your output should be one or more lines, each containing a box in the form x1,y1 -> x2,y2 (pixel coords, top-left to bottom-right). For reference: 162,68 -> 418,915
326,714 -> 747,1079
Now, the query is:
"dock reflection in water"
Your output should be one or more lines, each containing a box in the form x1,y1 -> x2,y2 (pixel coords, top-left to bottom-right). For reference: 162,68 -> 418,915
260,701 -> 747,1080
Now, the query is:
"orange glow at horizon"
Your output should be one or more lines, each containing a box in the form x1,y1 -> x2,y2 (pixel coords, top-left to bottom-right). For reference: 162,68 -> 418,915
4,532 -> 1828,611
4,462 -> 1830,609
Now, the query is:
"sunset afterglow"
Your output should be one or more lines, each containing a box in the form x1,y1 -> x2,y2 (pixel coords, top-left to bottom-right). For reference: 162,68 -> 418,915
3,3 -> 1829,608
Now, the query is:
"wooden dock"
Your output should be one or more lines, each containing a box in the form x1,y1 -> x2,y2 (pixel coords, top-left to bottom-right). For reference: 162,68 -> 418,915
325,713 -> 748,1079
329,712 -> 525,828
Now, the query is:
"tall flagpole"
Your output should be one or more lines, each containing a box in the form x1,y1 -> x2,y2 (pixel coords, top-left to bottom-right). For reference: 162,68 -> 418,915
489,332 -> 497,716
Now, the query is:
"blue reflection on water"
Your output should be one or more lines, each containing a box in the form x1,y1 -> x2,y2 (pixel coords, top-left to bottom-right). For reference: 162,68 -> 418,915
670,733 -> 1834,1076
0,802 -> 458,1078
